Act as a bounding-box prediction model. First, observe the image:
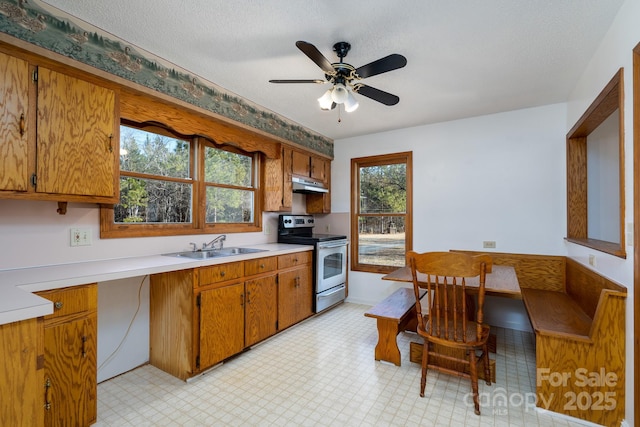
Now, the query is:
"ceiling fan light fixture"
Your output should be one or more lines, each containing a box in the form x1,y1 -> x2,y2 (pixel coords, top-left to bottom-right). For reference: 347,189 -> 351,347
344,91 -> 359,112
330,83 -> 349,104
318,89 -> 333,110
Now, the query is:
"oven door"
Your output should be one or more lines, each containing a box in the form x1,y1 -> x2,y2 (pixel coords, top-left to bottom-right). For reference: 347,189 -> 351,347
316,240 -> 348,293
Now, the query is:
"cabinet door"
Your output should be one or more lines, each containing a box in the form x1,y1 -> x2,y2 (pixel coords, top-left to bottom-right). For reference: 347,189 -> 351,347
43,315 -> 97,427
295,265 -> 314,321
245,274 -> 277,346
282,146 -> 293,209
0,52 -> 30,191
36,67 -> 116,198
291,150 -> 310,177
0,318 -> 44,427
199,282 -> 245,368
310,156 -> 327,182
278,266 -> 313,330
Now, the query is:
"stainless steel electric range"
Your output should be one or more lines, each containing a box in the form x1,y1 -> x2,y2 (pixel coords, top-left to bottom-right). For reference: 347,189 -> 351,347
277,214 -> 348,313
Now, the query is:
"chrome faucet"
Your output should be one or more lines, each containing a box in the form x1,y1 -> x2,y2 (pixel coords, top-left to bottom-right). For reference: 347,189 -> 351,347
203,234 -> 226,251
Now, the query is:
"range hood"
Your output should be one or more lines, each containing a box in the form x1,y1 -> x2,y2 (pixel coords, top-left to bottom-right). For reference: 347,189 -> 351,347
292,176 -> 329,194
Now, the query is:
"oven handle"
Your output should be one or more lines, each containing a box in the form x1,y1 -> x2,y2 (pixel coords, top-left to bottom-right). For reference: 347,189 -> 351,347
317,241 -> 348,249
318,284 -> 346,298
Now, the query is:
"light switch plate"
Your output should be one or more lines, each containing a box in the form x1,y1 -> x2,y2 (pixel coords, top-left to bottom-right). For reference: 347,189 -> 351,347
70,228 -> 92,246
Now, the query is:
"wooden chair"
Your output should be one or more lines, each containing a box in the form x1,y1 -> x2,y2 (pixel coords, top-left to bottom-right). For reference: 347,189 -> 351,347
407,251 -> 493,415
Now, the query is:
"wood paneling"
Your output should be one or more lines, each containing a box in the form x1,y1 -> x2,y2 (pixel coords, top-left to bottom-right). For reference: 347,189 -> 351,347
535,292 -> 626,427
633,41 -> 640,427
43,315 -> 97,426
244,256 -> 277,276
245,274 -> 278,346
277,251 -> 312,270
452,250 -> 566,292
149,270 -> 195,380
199,282 -> 245,367
0,317 -> 44,427
37,284 -> 97,427
199,262 -> 244,287
36,67 -> 116,198
120,89 -> 280,159
277,261 -> 313,331
0,51 -> 29,191
566,68 -> 625,257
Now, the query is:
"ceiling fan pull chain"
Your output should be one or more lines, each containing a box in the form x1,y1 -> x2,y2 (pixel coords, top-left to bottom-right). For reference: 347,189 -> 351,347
338,104 -> 342,123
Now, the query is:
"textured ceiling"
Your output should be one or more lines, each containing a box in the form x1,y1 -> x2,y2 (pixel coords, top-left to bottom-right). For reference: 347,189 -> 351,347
41,0 -> 624,141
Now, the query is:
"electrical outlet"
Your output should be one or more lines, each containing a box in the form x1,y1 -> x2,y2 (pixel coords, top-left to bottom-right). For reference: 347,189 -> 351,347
483,241 -> 496,249
264,223 -> 271,235
588,254 -> 596,267
325,224 -> 331,232
70,228 -> 92,246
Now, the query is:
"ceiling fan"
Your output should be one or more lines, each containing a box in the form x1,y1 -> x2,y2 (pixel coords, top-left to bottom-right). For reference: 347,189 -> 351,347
269,41 -> 407,113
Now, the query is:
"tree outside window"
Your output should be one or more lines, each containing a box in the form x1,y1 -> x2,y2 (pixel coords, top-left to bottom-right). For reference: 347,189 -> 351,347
351,152 -> 412,273
100,121 -> 260,238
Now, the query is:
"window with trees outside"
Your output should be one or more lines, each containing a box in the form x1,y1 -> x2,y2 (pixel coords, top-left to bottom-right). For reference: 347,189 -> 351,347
351,152 -> 412,273
100,121 -> 260,237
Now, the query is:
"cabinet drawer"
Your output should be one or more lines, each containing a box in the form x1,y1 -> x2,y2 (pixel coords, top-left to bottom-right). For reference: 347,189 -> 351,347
36,284 -> 97,320
199,262 -> 243,286
278,251 -> 312,269
244,256 -> 277,276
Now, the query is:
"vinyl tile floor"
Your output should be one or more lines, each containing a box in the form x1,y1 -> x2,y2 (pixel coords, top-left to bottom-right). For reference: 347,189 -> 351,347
95,302 -> 598,427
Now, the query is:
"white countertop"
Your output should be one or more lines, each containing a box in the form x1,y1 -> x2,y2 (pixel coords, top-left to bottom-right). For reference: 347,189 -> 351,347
0,243 -> 313,326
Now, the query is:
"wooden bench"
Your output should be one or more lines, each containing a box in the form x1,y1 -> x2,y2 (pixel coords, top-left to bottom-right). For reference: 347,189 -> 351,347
364,287 -> 417,366
364,287 -> 496,380
455,250 -> 627,426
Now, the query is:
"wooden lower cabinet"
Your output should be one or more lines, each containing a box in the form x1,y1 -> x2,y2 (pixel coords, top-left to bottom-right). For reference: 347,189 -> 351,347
150,252 -> 312,380
36,284 -> 97,427
245,274 -> 278,347
199,282 -> 245,368
277,252 -> 313,331
0,317 -> 44,427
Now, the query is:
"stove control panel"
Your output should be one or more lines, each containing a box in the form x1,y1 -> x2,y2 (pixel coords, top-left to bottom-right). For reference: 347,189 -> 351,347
279,214 -> 315,229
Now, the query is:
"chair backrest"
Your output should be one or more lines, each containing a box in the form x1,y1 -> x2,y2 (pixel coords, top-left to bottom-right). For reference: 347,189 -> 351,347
407,251 -> 492,343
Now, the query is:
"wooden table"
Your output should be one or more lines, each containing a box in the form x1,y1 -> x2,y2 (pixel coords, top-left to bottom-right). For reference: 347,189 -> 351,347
381,265 -> 522,299
365,265 -> 520,366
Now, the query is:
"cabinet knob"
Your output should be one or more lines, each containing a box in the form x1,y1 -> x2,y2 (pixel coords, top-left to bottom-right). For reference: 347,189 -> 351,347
54,301 -> 63,310
220,271 -> 225,277
260,264 -> 265,269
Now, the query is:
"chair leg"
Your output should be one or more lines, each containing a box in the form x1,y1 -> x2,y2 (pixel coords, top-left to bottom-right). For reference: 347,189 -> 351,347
468,350 -> 480,415
482,344 -> 491,386
420,341 -> 429,397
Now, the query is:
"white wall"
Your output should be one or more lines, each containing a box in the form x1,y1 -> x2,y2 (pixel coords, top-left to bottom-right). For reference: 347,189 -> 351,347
564,0 -> 639,424
333,103 -> 567,321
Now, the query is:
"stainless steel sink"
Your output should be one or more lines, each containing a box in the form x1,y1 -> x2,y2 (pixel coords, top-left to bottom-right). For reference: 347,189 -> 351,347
164,247 -> 268,259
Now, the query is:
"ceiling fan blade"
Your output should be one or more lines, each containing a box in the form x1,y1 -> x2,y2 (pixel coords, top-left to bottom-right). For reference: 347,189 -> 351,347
269,79 -> 326,84
355,54 -> 407,79
296,41 -> 335,75
355,84 -> 400,106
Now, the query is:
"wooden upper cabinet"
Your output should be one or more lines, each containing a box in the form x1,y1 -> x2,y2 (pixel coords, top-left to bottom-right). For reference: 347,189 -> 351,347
292,150 -> 311,177
310,156 -> 327,182
36,67 -> 117,199
262,145 -> 293,212
0,51 -> 30,192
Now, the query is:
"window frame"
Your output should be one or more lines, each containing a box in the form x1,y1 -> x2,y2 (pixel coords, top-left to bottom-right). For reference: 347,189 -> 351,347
350,152 -> 413,274
100,121 -> 262,238
566,68 -> 625,258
